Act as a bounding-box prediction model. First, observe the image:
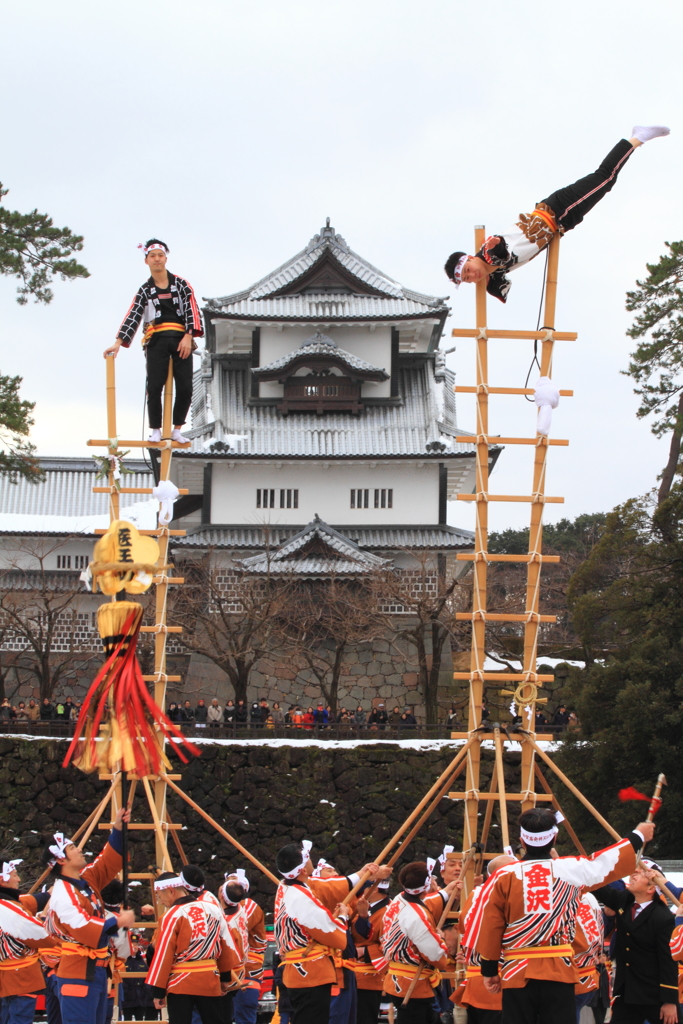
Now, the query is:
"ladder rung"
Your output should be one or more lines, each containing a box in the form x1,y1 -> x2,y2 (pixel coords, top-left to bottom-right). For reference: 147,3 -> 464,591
456,554 -> 561,563
152,577 -> 185,585
450,328 -> 577,341
87,439 -> 191,449
455,436 -> 568,447
94,529 -> 187,536
92,487 -> 189,495
453,672 -> 554,682
455,613 -> 557,623
141,675 -> 183,682
98,774 -> 182,781
447,792 -> 555,801
458,494 -> 564,504
450,732 -> 556,741
139,626 -> 183,633
97,823 -> 183,830
455,386 -> 574,396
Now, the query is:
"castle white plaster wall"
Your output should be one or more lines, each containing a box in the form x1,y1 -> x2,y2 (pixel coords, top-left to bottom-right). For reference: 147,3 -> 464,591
210,461 -> 440,525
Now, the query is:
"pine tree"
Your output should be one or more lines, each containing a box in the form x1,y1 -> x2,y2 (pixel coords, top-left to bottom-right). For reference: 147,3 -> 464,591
0,374 -> 42,482
0,182 -> 89,304
625,241 -> 683,502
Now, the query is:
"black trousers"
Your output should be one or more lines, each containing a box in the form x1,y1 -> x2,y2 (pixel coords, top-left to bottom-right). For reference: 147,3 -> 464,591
166,992 -> 232,1024
541,138 -> 634,233
122,1010 -> 160,1021
387,994 -> 439,1023
357,988 -> 383,1024
288,983 -> 332,1023
610,1000 -> 666,1023
501,979 -> 575,1024
145,331 -> 193,428
467,1006 -> 502,1024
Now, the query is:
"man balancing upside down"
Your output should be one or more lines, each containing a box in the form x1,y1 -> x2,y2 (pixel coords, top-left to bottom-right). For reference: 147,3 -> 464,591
444,126 -> 670,303
104,240 -> 203,445
466,807 -> 656,1024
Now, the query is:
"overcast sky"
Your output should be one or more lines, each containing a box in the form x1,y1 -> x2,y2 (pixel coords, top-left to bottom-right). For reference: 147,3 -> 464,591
2,0 -> 681,532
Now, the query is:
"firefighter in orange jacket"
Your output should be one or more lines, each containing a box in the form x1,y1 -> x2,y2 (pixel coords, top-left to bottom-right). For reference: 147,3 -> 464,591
43,809 -> 133,1024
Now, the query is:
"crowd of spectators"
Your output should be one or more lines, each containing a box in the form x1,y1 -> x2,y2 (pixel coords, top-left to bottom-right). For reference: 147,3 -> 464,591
0,692 -> 580,735
165,698 -> 419,732
0,696 -> 82,728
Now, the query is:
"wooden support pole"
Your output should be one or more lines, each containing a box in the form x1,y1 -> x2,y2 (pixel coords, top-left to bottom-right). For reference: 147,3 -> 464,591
534,765 -> 585,855
141,776 -> 173,871
166,809 -> 189,865
493,728 -> 510,851
28,778 -> 119,894
518,733 -> 620,841
160,773 -> 280,885
519,232 -> 561,810
389,760 -> 467,865
153,359 -> 175,870
479,770 -> 498,853
342,736 -> 480,903
105,357 -> 120,522
462,225 -> 489,894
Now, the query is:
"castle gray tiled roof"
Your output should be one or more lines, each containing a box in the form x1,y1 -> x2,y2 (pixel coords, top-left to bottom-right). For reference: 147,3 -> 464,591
236,515 -> 392,574
203,221 -> 449,320
172,523 -> 474,551
252,331 -> 389,379
0,458 -> 153,518
186,365 -> 476,458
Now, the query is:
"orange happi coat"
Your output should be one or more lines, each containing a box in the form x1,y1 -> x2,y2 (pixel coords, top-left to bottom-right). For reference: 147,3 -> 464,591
47,840 -> 122,981
381,893 -> 448,1001
469,836 -> 637,989
274,880 -> 347,989
0,893 -> 59,998
350,896 -> 391,992
146,896 -> 240,997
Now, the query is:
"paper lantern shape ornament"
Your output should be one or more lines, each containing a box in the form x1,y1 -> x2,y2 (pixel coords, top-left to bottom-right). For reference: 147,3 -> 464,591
90,520 -> 160,595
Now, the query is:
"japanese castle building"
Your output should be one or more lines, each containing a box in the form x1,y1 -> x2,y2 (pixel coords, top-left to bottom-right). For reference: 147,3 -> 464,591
172,220 -> 481,559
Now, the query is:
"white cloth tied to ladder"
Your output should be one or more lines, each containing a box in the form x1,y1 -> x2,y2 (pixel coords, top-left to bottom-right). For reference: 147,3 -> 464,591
152,480 -> 180,525
533,376 -> 560,435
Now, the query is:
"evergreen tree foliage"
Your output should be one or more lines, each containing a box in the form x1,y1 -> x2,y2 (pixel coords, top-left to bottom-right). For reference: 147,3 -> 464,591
0,183 -> 89,304
554,491 -> 683,857
0,373 -> 43,482
625,241 -> 683,502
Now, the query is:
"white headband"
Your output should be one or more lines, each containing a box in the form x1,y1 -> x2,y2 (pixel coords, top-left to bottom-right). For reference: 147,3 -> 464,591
225,869 -> 249,893
1,860 -> 22,882
154,875 -> 184,891
311,858 -> 334,878
404,857 -> 436,895
48,833 -> 73,865
451,254 -> 469,289
280,840 -> 313,880
221,881 -> 241,907
520,813 -> 564,848
438,846 -> 455,872
138,242 -> 168,257
179,870 -> 204,892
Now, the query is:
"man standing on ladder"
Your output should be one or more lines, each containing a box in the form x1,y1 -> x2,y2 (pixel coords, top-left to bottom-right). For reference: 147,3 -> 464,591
104,239 -> 203,444
444,126 -> 670,303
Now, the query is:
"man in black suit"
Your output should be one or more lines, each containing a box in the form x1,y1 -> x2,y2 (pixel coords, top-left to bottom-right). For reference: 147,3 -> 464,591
592,862 -> 678,1024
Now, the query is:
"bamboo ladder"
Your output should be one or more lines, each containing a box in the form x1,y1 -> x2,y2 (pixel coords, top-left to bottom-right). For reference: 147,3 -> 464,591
445,228 -> 622,895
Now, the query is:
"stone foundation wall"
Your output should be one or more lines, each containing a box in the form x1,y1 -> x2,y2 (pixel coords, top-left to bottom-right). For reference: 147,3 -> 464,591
0,738 -> 544,911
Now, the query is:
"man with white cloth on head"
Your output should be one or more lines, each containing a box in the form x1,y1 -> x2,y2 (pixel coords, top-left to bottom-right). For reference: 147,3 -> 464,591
467,807 -> 655,1024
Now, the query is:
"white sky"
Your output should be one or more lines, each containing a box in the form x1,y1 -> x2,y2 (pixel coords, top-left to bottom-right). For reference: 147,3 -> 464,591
2,0 -> 681,532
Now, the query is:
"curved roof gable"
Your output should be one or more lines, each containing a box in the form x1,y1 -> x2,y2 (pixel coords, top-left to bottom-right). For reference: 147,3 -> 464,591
205,219 -> 449,314
252,331 -> 389,382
